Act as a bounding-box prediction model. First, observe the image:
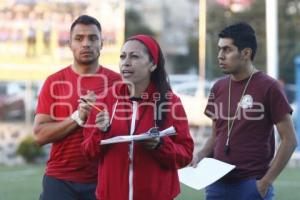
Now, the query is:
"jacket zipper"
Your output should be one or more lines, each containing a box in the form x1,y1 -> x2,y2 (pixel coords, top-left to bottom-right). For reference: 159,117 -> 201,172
129,101 -> 138,200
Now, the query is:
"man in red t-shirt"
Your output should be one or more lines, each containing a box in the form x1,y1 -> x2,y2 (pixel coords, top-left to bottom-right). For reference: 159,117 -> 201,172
191,22 -> 297,200
33,15 -> 121,200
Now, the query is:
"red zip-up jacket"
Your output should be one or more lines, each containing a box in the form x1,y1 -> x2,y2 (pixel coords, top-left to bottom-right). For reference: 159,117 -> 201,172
82,82 -> 194,200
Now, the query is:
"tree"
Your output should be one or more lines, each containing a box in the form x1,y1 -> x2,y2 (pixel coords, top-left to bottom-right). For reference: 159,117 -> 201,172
206,0 -> 300,84
278,0 -> 300,83
125,9 -> 155,38
16,135 -> 44,163
206,0 -> 266,80
171,35 -> 199,73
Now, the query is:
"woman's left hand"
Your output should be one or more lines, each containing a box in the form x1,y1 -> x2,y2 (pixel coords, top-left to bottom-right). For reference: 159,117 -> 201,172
141,137 -> 161,150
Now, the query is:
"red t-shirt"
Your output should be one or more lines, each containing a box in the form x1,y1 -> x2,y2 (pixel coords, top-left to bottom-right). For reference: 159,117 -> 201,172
205,71 -> 292,181
36,65 -> 121,183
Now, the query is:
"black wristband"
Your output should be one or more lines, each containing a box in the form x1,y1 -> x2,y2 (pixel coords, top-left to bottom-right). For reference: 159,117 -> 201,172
154,138 -> 163,150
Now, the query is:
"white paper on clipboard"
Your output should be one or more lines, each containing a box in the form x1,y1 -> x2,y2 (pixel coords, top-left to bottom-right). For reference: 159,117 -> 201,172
100,126 -> 176,145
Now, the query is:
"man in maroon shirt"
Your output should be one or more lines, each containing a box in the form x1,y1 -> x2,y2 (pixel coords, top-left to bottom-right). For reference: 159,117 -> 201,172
191,22 -> 297,200
33,15 -> 120,200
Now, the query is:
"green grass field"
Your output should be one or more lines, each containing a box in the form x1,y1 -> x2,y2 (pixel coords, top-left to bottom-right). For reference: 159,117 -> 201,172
0,164 -> 299,200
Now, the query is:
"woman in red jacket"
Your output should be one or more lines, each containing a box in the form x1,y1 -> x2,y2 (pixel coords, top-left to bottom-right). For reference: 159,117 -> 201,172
81,35 -> 194,200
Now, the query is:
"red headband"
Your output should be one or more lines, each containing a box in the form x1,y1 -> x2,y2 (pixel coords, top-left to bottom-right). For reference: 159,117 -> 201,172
127,34 -> 159,65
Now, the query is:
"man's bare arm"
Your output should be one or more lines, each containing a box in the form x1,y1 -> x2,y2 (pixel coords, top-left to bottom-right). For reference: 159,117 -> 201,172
190,121 -> 216,167
33,114 -> 79,146
33,92 -> 95,146
257,114 -> 297,196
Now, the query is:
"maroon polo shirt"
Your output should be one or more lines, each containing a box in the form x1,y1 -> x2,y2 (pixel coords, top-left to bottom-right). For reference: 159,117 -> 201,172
205,71 -> 292,182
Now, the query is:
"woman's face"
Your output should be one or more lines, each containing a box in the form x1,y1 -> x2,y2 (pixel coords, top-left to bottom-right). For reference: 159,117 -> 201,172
119,40 -> 156,87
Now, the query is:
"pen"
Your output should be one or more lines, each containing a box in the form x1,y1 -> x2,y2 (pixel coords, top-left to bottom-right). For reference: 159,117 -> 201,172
80,98 -> 102,112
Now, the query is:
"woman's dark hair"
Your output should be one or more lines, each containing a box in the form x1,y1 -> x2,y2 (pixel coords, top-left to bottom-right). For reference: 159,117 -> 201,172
127,38 -> 171,127
150,44 -> 171,127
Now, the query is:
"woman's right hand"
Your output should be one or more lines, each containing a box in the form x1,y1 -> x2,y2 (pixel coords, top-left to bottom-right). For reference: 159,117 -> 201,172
95,110 -> 110,132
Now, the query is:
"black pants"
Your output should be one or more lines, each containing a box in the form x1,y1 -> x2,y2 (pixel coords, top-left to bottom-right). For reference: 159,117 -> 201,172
39,175 -> 96,200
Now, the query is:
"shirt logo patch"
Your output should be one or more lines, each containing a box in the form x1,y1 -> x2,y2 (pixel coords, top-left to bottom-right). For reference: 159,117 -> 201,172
240,94 -> 253,109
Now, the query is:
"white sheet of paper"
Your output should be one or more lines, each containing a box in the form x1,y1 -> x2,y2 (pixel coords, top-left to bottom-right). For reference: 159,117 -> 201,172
100,126 -> 176,145
178,158 -> 235,190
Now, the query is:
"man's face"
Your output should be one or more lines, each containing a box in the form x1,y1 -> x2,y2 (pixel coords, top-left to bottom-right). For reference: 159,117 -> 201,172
69,24 -> 102,66
217,38 -> 244,74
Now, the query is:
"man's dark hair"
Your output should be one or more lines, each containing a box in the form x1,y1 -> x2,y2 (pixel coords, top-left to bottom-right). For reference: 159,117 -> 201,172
218,22 -> 257,60
70,15 -> 102,33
